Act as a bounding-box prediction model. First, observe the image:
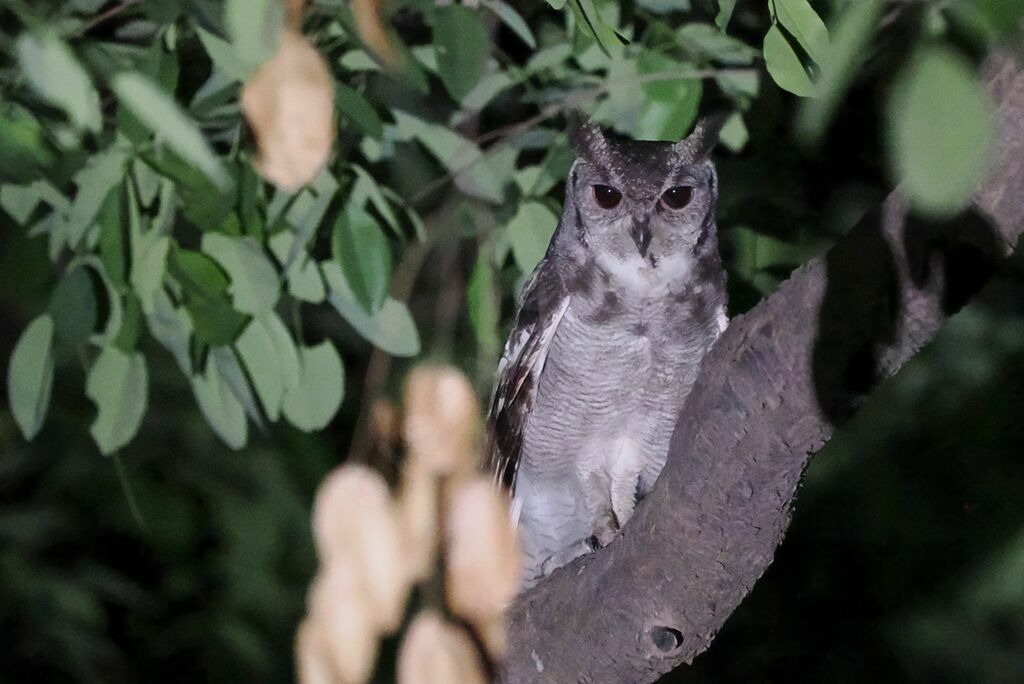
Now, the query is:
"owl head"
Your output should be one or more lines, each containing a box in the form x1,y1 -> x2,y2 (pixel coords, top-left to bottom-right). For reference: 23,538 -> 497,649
563,116 -> 723,277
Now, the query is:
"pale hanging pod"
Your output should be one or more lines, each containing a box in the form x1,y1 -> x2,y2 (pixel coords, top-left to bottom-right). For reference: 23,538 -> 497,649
295,618 -> 337,684
351,0 -> 400,67
402,365 -> 481,478
445,477 -> 521,657
283,0 -> 306,29
241,31 -> 335,190
306,562 -> 378,684
312,464 -> 409,632
396,458 -> 439,582
369,398 -> 400,450
396,611 -> 488,684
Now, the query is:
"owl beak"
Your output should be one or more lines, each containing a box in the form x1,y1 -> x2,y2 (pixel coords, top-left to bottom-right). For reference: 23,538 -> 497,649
630,219 -> 652,257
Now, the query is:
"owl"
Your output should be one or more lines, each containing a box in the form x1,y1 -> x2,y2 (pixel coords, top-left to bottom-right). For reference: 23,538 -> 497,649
486,117 -> 729,588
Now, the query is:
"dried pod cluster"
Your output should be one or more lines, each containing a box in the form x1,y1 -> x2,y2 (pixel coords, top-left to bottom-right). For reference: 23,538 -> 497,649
297,364 -> 520,684
241,0 -> 335,190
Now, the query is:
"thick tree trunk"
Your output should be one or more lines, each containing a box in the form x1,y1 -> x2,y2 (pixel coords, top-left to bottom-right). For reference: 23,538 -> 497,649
499,52 -> 1024,684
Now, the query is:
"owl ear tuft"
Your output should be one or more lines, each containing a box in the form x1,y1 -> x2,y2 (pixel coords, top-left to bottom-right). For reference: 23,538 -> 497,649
568,111 -> 611,162
674,113 -> 729,163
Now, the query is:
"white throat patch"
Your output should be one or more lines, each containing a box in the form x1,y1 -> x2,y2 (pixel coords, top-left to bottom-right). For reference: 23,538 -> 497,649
595,250 -> 694,295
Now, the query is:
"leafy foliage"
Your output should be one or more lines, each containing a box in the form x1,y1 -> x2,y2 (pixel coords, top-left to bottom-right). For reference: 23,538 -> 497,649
0,0 -> 1015,454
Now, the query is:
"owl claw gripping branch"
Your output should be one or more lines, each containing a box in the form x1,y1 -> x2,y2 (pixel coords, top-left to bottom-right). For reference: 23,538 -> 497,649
485,115 -> 730,589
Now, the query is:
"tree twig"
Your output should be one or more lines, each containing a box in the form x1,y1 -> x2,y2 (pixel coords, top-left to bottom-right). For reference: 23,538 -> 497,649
73,0 -> 141,36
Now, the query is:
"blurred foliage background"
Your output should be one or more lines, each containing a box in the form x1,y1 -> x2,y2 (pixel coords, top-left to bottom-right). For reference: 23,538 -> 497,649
1,0 -> 1023,682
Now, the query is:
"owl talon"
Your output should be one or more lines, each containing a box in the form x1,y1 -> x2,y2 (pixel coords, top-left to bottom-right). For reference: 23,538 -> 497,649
540,539 -> 594,576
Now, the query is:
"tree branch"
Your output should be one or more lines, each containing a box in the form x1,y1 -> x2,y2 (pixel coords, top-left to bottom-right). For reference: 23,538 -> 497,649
499,51 -> 1024,684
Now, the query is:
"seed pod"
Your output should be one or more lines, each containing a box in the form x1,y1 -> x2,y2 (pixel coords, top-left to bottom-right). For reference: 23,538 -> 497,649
445,477 -> 520,656
312,464 -> 409,632
351,0 -> 400,67
295,618 -> 336,684
396,611 -> 488,684
370,399 -> 399,450
284,0 -> 305,29
241,31 -> 335,190
397,459 -> 439,582
307,563 -> 378,684
402,365 -> 481,478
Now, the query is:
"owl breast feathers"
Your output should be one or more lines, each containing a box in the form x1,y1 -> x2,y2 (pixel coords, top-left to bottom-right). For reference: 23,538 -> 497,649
486,116 -> 729,589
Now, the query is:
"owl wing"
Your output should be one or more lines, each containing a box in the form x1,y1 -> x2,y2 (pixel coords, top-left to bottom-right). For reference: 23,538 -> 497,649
486,258 -> 570,496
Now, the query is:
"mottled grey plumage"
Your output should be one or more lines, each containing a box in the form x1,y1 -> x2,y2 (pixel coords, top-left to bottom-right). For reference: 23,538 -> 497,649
486,117 -> 728,588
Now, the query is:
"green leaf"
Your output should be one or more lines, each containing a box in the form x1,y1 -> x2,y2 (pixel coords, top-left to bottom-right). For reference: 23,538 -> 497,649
331,204 -> 392,314
336,83 -> 383,139
7,315 -> 56,440
526,44 -> 572,73
719,112 -> 749,152
569,0 -> 624,58
596,52 -> 702,140
114,294 -> 143,352
85,346 -> 148,455
392,111 -> 511,203
170,248 -> 250,346
974,0 -> 1024,40
201,233 -> 281,316
73,256 -> 125,348
226,0 -> 284,74
147,288 -> 193,375
506,200 -> 558,273
323,263 -> 420,357
887,46 -> 995,218
210,346 -> 266,431
17,32 -> 102,133
130,232 -> 170,316
138,148 -> 234,228
350,165 -> 402,236
268,231 -> 325,303
716,69 -> 760,101
763,24 -> 814,97
678,23 -> 759,65
716,0 -> 739,30
192,350 -> 248,449
195,25 -> 250,82
774,0 -> 830,66
235,315 -> 298,421
64,146 -> 129,248
466,248 -> 501,362
481,0 -> 537,49
516,143 -> 574,197
266,314 -> 301,391
0,183 -> 44,225
459,71 -> 515,113
433,5 -> 491,102
282,342 -> 345,432
50,265 -> 98,351
795,0 -> 884,144
112,72 -> 229,189
0,103 -> 56,183
134,158 -> 163,208
0,102 -> 56,183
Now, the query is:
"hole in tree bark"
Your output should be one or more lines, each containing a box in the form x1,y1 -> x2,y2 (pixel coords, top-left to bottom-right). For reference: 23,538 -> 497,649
650,626 -> 683,652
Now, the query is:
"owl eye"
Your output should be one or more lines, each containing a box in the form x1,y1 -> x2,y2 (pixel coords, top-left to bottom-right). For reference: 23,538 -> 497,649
592,185 -> 622,209
661,186 -> 693,210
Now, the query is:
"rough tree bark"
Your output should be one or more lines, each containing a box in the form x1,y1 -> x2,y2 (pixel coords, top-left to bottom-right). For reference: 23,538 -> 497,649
500,53 -> 1024,684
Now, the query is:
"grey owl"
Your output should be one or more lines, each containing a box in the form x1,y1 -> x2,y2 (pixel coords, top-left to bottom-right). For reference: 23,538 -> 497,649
486,117 -> 729,588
